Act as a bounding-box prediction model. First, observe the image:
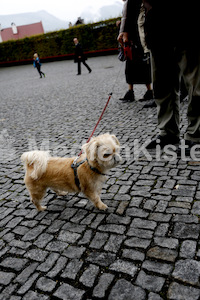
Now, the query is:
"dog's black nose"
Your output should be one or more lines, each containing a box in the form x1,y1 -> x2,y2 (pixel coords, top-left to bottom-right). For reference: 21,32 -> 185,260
114,154 -> 122,163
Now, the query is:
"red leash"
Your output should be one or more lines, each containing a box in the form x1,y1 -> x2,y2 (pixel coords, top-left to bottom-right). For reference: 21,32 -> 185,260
76,58 -> 124,157
78,92 -> 113,156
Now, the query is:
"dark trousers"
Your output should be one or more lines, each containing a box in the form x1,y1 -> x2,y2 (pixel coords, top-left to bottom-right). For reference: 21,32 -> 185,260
77,60 -> 91,74
36,65 -> 44,77
151,45 -> 200,142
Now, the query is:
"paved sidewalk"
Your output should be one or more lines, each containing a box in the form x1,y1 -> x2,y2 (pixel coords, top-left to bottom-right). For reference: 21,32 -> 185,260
0,55 -> 200,300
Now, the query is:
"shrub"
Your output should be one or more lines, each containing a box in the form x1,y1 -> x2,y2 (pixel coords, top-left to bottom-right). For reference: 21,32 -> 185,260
0,18 -> 120,64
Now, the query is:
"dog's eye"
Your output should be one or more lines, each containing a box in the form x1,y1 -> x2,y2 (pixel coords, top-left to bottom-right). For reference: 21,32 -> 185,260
103,153 -> 111,158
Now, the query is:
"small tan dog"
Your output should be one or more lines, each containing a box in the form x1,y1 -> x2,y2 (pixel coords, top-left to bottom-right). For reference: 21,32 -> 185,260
21,133 -> 121,211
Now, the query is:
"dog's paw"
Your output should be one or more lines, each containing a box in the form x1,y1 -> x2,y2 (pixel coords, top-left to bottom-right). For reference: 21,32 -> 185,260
57,191 -> 68,196
38,205 -> 47,211
97,202 -> 108,211
54,190 -> 68,196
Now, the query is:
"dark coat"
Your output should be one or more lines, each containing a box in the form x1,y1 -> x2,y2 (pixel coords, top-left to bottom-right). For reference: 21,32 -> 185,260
142,0 -> 199,50
74,43 -> 87,63
120,0 -> 142,47
122,0 -> 199,52
120,0 -> 152,85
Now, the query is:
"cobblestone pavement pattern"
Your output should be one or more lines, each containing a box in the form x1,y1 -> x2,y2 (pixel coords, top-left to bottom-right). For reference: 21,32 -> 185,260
1,55 -> 200,300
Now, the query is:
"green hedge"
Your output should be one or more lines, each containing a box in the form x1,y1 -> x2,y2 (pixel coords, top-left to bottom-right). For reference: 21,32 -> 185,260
0,18 -> 120,63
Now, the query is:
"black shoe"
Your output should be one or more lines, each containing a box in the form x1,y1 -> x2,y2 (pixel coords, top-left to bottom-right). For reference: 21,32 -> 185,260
146,135 -> 180,149
76,73 -> 81,75
139,90 -> 154,102
143,100 -> 156,108
119,90 -> 135,102
177,140 -> 200,157
89,70 -> 92,73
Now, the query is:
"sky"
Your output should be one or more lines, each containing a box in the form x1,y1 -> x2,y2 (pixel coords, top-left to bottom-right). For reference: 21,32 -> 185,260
0,0 -> 123,22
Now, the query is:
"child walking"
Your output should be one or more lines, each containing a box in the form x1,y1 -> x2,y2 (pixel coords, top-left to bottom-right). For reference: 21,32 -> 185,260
33,53 -> 45,78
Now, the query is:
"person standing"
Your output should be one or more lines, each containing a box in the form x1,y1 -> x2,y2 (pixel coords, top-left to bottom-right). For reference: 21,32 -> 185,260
143,0 -> 200,152
73,38 -> 92,75
120,0 -> 200,154
117,0 -> 153,103
137,2 -> 156,107
33,53 -> 45,78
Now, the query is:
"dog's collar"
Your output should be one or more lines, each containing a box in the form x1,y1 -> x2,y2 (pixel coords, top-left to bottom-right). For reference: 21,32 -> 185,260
86,159 -> 106,176
71,157 -> 106,189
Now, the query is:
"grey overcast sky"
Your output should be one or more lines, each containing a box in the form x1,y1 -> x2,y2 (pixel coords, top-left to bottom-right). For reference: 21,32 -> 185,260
1,0 -> 123,22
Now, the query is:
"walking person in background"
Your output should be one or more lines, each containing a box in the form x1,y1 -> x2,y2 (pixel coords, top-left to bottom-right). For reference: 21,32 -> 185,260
73,38 -> 92,75
117,0 -> 154,103
33,53 -> 45,78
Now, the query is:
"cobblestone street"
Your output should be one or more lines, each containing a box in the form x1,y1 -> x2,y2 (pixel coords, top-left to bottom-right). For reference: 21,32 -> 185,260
1,55 -> 200,300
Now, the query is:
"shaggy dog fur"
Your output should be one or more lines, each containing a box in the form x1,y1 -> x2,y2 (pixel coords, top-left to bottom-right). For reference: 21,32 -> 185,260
21,133 -> 121,211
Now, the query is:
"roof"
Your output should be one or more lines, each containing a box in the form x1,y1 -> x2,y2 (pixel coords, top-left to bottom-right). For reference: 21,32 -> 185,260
0,21 -> 44,42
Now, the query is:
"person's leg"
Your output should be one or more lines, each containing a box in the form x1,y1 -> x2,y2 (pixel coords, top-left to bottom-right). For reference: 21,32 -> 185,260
179,47 -> 200,142
40,69 -> 45,77
129,84 -> 133,91
36,66 -> 42,77
138,52 -> 154,102
146,83 -> 151,90
77,60 -> 81,74
146,47 -> 180,148
82,61 -> 92,73
119,83 -> 135,102
140,83 -> 154,101
152,47 -> 180,138
119,60 -> 135,102
143,82 -> 156,108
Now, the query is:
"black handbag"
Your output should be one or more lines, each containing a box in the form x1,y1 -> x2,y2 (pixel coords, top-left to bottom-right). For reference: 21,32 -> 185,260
118,46 -> 126,62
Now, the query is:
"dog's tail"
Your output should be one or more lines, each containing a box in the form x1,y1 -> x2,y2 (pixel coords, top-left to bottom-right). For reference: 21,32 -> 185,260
21,150 -> 50,180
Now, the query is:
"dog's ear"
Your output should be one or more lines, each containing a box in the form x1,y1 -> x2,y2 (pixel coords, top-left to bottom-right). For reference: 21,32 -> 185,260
104,132 -> 120,146
82,138 -> 99,161
111,134 -> 120,146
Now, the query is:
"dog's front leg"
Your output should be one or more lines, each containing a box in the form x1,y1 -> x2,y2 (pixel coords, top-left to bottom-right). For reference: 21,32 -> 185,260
84,191 -> 108,210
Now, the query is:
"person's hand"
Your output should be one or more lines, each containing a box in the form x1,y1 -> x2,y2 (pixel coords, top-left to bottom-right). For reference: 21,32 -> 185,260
117,32 -> 129,45
116,20 -> 121,27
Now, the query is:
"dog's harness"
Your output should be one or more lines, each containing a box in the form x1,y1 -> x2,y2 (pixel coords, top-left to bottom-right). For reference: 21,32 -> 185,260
71,157 -> 106,189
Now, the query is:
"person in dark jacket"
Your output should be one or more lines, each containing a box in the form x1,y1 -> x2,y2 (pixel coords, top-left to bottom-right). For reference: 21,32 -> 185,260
73,38 -> 92,75
120,0 -> 200,155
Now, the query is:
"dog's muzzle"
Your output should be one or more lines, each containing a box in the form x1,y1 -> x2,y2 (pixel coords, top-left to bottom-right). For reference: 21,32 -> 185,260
114,154 -> 122,164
